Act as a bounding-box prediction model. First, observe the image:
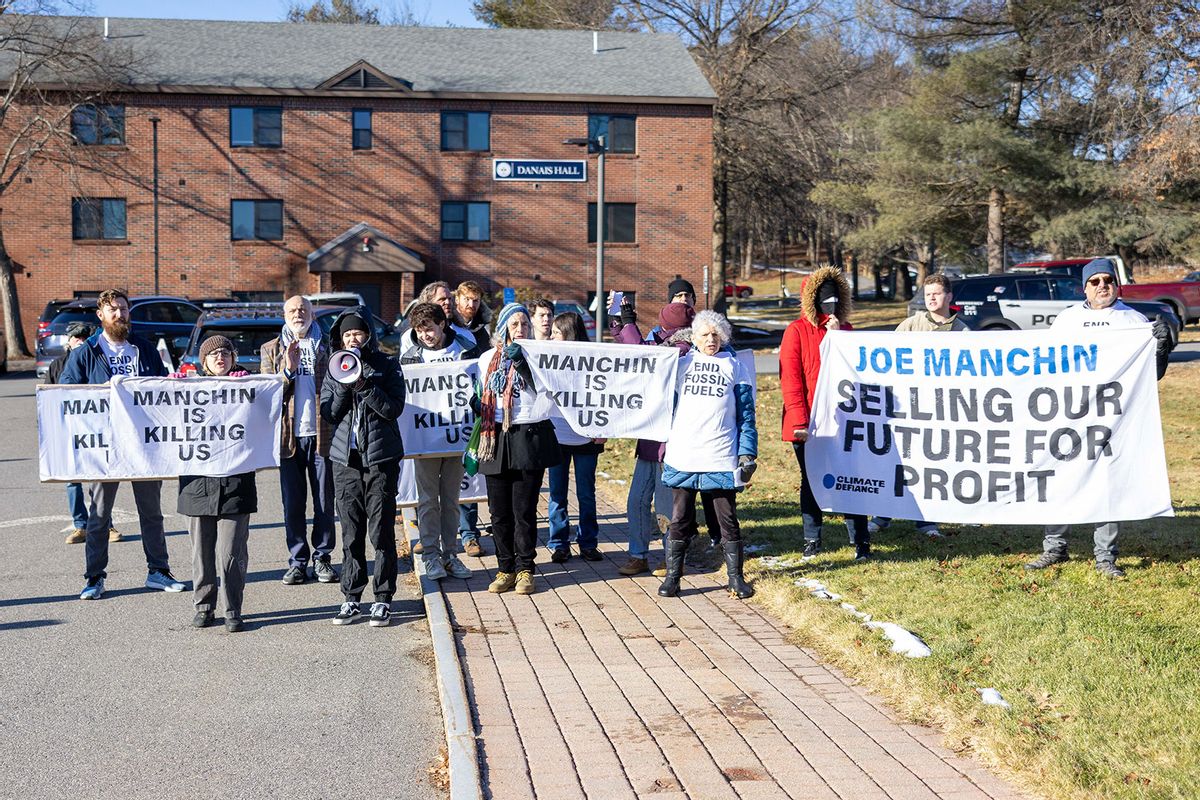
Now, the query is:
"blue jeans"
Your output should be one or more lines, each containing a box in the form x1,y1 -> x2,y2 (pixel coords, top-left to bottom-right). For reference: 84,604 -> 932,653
280,435 -> 336,568
459,503 -> 480,545
546,451 -> 599,552
625,458 -> 671,558
67,482 -> 89,529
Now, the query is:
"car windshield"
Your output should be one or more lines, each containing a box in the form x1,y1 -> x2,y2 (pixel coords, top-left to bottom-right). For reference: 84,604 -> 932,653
189,325 -> 281,358
51,309 -> 98,326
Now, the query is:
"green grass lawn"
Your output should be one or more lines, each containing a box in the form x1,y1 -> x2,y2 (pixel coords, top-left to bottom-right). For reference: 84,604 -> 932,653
598,365 -> 1200,800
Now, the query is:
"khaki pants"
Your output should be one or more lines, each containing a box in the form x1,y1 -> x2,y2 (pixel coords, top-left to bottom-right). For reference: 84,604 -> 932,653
189,514 -> 250,618
415,456 -> 464,563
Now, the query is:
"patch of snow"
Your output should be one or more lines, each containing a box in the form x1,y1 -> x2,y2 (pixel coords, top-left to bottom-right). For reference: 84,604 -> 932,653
976,688 -> 1010,709
744,544 -> 768,553
864,621 -> 932,658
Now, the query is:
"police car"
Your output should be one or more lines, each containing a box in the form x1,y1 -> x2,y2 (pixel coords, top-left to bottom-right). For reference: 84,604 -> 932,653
933,273 -> 1181,346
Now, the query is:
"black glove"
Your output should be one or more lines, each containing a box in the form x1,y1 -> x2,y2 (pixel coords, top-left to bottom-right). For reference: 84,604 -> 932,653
738,455 -> 757,481
620,302 -> 637,327
1152,315 -> 1172,351
503,342 -> 526,364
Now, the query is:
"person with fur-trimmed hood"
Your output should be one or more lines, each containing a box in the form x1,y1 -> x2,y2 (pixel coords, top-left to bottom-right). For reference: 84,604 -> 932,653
780,266 -> 871,561
658,310 -> 758,600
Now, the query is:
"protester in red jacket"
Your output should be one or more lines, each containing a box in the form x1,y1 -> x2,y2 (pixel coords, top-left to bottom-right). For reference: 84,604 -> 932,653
779,266 -> 870,561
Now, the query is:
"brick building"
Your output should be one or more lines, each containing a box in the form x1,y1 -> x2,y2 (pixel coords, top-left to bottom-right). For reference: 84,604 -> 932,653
3,16 -> 715,343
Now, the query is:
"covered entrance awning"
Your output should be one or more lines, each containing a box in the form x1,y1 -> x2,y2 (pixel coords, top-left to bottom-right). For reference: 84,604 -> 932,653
306,222 -> 426,274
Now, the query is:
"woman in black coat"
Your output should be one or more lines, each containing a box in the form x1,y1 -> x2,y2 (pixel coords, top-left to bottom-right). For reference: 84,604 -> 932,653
176,335 -> 257,633
475,302 -> 562,596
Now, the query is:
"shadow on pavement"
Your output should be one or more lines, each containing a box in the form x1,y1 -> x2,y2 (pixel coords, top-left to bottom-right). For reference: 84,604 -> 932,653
0,619 -> 65,631
0,585 -> 149,608
243,598 -> 425,628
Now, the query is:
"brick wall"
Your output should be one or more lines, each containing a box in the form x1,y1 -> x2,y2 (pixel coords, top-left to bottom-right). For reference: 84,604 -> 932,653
4,93 -> 713,346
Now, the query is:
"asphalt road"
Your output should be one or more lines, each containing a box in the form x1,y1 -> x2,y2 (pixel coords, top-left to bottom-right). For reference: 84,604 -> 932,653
0,372 -> 444,800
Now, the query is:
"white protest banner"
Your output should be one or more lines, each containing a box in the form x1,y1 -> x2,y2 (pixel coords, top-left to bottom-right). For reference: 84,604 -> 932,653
37,385 -> 112,482
397,360 -> 478,457
395,458 -> 487,508
106,376 -> 284,479
522,340 -> 678,440
806,328 -> 1172,525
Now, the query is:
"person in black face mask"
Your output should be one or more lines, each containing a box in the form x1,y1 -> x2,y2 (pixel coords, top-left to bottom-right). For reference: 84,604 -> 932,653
778,267 -> 871,561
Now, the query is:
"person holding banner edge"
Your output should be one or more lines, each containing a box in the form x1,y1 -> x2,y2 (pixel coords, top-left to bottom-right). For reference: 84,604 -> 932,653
545,311 -> 606,564
321,308 -> 407,626
612,298 -> 698,577
1023,258 -> 1172,579
174,335 -> 256,632
453,280 -> 493,558
659,310 -> 758,599
475,302 -> 562,596
868,273 -> 966,540
260,295 -> 338,586
47,321 -> 117,546
61,288 -> 185,600
780,267 -> 871,562
400,301 -> 485,580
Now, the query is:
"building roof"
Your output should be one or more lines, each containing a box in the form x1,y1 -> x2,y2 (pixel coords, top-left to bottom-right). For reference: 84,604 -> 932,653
15,15 -> 716,104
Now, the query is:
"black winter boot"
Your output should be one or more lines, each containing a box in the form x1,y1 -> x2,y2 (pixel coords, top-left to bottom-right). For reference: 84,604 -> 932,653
724,541 -> 754,599
657,538 -> 689,597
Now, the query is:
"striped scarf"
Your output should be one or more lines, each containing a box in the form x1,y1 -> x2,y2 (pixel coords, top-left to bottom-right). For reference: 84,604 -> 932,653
476,346 -> 526,463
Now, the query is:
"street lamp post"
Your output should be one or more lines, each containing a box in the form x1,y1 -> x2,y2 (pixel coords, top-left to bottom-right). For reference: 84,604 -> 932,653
564,133 -> 606,343
148,115 -> 161,295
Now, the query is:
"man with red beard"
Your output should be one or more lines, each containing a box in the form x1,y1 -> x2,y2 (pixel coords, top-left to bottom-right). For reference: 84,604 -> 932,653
61,289 -> 185,600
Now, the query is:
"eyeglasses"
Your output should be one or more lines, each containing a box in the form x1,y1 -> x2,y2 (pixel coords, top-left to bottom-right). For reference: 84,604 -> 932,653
1087,276 -> 1115,287
206,349 -> 233,359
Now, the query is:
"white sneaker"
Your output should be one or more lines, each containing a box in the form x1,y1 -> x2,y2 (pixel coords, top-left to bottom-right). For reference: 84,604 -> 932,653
145,569 -> 186,592
80,577 -> 105,600
444,556 -> 473,579
422,555 -> 448,580
923,527 -> 944,539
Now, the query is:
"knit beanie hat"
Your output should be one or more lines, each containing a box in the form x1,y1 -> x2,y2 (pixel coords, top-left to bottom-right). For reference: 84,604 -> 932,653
658,302 -> 695,335
667,277 -> 696,301
339,311 -> 370,334
494,302 -> 529,344
1082,259 -> 1118,284
199,334 -> 236,374
65,321 -> 93,340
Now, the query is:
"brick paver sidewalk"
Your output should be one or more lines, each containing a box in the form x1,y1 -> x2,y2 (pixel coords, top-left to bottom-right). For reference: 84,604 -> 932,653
440,490 -> 1029,800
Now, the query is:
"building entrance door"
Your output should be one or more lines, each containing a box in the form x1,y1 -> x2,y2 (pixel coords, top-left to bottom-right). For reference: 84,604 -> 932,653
343,282 -> 382,318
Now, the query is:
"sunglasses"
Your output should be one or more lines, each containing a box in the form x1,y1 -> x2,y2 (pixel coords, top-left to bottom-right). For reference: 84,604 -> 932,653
1086,276 -> 1115,287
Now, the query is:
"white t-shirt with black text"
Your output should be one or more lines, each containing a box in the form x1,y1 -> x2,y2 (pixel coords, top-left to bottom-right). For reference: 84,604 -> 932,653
97,334 -> 138,379
664,350 -> 752,474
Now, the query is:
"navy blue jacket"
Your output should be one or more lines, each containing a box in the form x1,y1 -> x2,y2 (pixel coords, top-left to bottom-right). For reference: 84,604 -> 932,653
60,332 -> 168,384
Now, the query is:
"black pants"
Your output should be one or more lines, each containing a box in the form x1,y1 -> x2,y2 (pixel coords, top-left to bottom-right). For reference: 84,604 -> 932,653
792,441 -> 868,544
333,452 -> 400,603
485,467 -> 545,574
669,488 -> 740,544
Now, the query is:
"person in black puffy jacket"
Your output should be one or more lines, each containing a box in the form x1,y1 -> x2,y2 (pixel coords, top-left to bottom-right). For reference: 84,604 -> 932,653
320,307 -> 406,628
176,334 -> 257,633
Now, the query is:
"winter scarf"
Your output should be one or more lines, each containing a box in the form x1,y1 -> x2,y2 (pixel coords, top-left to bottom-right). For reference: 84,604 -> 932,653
476,304 -> 529,463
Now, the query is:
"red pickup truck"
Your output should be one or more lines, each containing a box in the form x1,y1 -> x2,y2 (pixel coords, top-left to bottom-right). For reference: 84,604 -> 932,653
1011,257 -> 1200,325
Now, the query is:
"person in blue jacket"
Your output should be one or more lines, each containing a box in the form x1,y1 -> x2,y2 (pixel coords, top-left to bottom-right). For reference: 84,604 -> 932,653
658,310 -> 758,599
61,288 -> 185,601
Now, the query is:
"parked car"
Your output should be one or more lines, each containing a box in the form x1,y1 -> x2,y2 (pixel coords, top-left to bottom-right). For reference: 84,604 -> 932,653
1011,257 -> 1200,325
553,301 -> 597,334
37,298 -> 79,342
177,304 -> 402,374
36,296 -> 202,377
1183,271 -> 1200,283
944,273 -> 1181,347
725,283 -> 753,299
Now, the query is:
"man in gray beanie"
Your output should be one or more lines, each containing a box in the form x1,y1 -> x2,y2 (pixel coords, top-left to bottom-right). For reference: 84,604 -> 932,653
1024,258 -> 1172,578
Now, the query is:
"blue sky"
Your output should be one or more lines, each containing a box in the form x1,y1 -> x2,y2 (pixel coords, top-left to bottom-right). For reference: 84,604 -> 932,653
84,0 -> 483,28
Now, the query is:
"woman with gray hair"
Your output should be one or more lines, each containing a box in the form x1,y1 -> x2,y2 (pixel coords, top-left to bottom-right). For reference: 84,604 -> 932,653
659,310 -> 758,599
